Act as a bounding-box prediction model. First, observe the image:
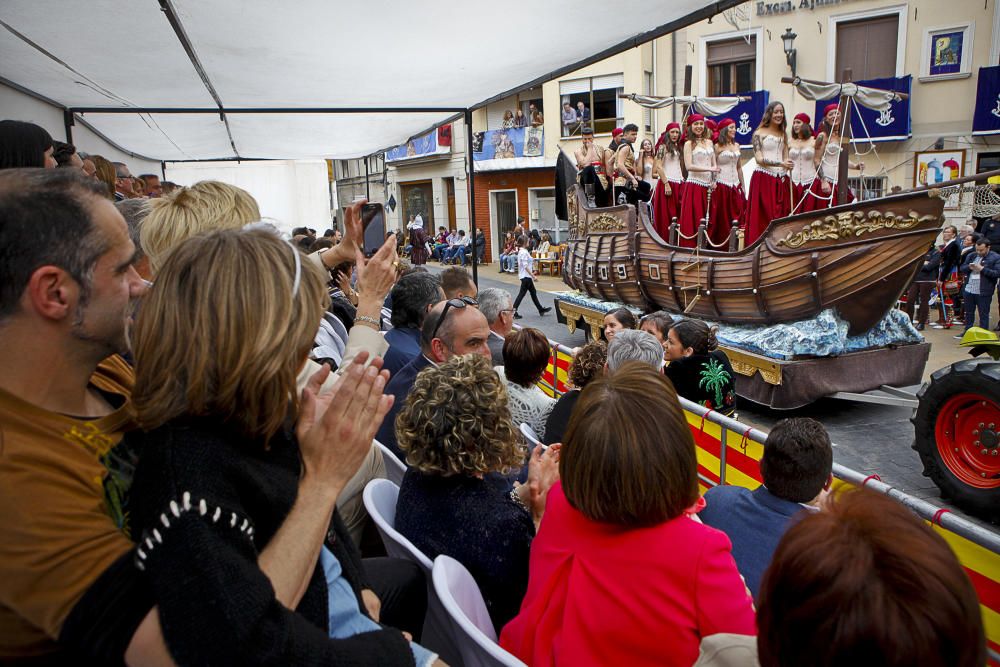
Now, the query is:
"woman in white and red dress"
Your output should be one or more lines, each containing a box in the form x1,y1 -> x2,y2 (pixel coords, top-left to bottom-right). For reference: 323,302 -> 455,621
788,112 -> 817,213
651,122 -> 685,240
711,118 -> 746,247
743,101 -> 792,246
806,103 -> 864,210
677,115 -> 718,249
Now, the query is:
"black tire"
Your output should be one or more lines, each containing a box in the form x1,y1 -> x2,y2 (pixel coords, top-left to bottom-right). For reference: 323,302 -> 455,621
911,359 -> 1000,522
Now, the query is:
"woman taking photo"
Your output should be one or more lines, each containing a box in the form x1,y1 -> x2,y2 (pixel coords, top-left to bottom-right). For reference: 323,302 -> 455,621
743,101 -> 793,246
677,114 -> 718,249
711,118 -> 746,247
395,354 -> 561,633
788,112 -> 816,212
129,229 -> 433,664
501,363 -> 755,665
651,122 -> 685,240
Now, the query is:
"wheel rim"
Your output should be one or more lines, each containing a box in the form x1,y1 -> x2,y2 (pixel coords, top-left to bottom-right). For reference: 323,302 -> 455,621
935,393 -> 1000,489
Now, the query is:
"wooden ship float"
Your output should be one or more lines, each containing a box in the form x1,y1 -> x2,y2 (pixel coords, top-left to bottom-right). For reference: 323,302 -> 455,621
560,183 -> 946,336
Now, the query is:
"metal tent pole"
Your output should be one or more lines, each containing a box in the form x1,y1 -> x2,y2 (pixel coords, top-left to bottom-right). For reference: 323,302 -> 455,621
465,109 -> 478,286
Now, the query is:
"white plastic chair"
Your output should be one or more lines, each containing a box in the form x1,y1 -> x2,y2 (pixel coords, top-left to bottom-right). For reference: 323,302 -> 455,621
375,440 -> 406,486
519,423 -> 543,449
432,555 -> 528,667
362,479 -> 461,665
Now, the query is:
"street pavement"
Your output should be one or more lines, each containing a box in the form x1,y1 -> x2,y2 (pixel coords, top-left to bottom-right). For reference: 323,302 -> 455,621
425,260 -> 995,529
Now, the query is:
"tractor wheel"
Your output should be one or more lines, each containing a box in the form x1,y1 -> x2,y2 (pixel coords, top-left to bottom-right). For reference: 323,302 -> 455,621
911,359 -> 1000,521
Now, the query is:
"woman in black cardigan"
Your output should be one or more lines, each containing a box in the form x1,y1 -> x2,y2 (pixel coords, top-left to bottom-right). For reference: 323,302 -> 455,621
129,228 -> 434,665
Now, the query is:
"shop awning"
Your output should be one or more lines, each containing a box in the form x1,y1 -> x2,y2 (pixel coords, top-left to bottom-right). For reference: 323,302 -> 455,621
0,0 -> 740,160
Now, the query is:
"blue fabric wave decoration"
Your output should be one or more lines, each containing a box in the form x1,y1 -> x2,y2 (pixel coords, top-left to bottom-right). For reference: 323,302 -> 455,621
555,291 -> 922,360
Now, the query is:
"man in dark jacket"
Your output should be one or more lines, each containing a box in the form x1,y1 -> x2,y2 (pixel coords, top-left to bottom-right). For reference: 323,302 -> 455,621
959,239 -> 1000,335
933,225 -> 961,328
904,244 -> 940,330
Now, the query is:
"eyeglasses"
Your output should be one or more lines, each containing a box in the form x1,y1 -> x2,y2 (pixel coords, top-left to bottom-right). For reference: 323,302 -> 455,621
428,296 -> 478,343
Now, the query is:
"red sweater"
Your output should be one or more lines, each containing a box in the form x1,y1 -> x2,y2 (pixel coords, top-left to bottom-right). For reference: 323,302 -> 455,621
500,483 -> 756,666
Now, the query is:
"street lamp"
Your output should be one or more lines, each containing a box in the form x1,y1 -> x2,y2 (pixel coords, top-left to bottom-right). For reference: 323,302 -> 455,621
782,27 -> 797,78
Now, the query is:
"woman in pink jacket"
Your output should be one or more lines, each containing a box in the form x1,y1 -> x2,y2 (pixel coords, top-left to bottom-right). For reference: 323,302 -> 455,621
500,363 -> 755,666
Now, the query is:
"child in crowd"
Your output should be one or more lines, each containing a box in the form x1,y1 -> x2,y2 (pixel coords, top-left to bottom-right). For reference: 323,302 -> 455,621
639,311 -> 673,364
602,307 -> 637,342
664,318 -> 737,415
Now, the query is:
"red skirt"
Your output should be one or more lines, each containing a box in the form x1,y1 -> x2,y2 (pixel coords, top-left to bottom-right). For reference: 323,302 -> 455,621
802,178 -> 855,211
742,170 -> 790,247
791,181 -> 811,213
710,182 -> 746,248
678,181 -> 709,248
652,179 -> 684,241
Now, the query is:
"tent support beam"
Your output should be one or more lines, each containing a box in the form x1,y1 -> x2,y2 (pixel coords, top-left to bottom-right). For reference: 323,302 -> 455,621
157,0 -> 240,158
466,109 -> 478,286
63,108 -> 74,144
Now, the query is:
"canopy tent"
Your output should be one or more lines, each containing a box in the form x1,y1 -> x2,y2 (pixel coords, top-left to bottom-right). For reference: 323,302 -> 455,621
1,0 -> 740,161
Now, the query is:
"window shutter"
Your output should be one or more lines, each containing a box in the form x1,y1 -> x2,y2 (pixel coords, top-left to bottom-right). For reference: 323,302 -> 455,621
707,37 -> 756,65
836,15 -> 897,81
592,73 -> 625,91
560,78 -> 590,95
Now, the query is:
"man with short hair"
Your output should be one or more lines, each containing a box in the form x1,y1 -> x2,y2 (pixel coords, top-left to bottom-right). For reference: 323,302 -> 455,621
138,174 -> 162,198
574,126 -> 611,207
561,103 -> 579,136
112,162 -> 133,201
115,198 -> 152,280
444,229 -> 472,265
606,329 -> 664,372
382,272 -> 444,376
699,417 -> 833,600
959,239 -> 1000,335
440,266 -> 477,300
375,298 -> 492,459
614,123 -> 650,206
478,287 -> 515,365
576,101 -> 591,127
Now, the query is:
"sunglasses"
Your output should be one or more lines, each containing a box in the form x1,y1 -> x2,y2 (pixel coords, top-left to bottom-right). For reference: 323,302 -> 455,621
428,296 -> 478,343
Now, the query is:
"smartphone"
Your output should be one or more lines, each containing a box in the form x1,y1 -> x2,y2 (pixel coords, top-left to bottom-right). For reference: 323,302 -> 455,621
361,203 -> 386,257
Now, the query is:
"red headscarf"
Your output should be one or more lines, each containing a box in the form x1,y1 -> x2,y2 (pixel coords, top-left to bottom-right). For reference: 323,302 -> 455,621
823,103 -> 839,118
794,113 -> 811,124
717,118 -> 735,130
612,127 -> 624,137
687,114 -> 705,125
655,122 -> 684,152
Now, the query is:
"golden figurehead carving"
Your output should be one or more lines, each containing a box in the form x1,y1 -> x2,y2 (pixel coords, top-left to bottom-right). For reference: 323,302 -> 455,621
777,210 -> 938,249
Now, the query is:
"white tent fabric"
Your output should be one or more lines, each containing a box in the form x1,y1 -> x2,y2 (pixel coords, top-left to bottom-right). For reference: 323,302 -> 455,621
623,93 -> 746,116
790,79 -> 902,111
1,0 -> 733,160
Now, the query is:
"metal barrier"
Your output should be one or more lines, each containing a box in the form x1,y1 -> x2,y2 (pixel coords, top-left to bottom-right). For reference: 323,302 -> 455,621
534,334 -> 1000,663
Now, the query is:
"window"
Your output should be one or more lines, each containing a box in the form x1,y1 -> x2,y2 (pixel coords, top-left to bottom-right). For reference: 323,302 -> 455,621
643,71 -> 653,132
707,37 -> 756,96
847,176 -> 887,201
559,74 -> 624,136
835,15 -> 898,81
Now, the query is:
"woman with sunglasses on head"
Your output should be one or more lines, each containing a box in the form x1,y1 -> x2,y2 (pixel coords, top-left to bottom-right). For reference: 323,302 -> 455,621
512,234 -> 552,319
129,228 -> 440,665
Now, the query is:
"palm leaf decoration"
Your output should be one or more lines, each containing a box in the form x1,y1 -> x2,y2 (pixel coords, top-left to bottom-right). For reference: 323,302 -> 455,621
698,358 -> 732,409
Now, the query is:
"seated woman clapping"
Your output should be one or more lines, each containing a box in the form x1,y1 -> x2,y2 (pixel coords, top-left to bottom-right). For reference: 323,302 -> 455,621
501,362 -> 755,666
498,327 -> 557,442
395,354 -> 561,633
129,228 -> 436,665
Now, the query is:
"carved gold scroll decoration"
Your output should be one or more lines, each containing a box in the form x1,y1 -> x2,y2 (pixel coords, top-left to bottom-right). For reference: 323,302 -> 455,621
589,213 -> 626,232
777,210 -> 938,249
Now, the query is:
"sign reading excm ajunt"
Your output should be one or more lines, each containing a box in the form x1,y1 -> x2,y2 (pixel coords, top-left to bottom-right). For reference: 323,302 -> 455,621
756,0 -> 852,16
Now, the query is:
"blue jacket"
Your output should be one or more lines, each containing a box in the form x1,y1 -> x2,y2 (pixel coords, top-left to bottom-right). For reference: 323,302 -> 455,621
698,485 -> 811,600
375,354 -> 434,460
960,250 -> 1000,295
381,326 -> 422,378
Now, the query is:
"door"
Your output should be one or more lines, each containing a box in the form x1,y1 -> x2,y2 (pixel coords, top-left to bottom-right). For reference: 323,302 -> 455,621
446,178 -> 457,230
538,197 -> 559,241
493,191 -> 517,240
401,180 -> 434,232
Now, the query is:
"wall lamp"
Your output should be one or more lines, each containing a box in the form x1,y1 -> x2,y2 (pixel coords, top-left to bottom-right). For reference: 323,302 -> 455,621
782,27 -> 797,78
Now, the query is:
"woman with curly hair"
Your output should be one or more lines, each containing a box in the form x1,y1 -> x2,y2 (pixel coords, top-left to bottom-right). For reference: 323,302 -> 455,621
544,339 -> 608,445
395,354 -> 561,633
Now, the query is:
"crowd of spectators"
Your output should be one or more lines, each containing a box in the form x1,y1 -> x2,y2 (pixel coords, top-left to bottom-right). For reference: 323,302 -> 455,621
0,118 -> 988,667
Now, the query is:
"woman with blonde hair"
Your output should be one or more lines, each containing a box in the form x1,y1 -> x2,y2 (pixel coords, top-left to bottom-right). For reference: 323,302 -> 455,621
129,228 -> 435,664
89,155 -> 117,200
395,354 -> 561,633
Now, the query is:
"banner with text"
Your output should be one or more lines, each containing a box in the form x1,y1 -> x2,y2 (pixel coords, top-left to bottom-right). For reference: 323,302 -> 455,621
812,75 -> 911,142
974,66 -> 1000,136
386,125 -> 452,162
473,126 -> 544,161
706,90 -> 770,148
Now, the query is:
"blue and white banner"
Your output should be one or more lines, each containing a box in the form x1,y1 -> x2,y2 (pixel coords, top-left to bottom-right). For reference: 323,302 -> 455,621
386,128 -> 450,162
473,127 -> 544,161
973,65 -> 1000,136
812,75 -> 911,142
706,90 -> 769,148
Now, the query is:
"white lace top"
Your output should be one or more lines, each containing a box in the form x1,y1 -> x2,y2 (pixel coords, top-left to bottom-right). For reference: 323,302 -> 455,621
496,367 -> 557,441
716,149 -> 741,187
686,144 -> 716,186
819,143 -> 842,183
755,133 -> 786,177
789,144 -> 816,185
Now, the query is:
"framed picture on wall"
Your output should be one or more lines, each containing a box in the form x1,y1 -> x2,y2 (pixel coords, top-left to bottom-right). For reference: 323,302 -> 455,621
913,149 -> 966,209
920,24 -> 974,81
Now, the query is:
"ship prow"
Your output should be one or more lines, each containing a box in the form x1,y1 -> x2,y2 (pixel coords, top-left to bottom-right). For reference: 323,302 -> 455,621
561,185 -> 946,335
